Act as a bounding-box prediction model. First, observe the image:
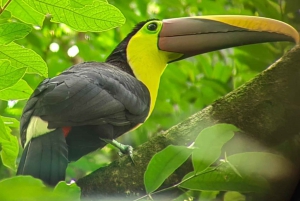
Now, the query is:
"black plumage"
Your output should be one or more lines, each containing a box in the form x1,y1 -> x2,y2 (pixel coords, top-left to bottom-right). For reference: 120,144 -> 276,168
18,61 -> 150,185
17,129 -> 68,186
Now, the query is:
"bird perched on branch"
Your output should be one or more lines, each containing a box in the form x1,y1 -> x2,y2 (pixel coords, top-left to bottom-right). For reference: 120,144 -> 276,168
17,15 -> 299,186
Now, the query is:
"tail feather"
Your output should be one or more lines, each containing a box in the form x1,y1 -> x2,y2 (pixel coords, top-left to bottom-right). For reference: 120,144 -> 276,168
17,129 -> 68,186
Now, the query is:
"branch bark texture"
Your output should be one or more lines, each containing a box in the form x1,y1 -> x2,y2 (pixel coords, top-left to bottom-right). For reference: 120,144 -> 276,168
77,46 -> 300,201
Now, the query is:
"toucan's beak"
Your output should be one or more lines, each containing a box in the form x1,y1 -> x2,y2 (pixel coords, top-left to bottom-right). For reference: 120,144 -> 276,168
158,15 -> 299,62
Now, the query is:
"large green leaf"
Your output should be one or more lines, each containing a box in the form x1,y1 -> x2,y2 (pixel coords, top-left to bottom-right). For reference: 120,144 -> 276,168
52,181 -> 81,201
192,124 -> 238,174
0,176 -> 50,200
4,0 -> 45,26
144,145 -> 193,193
180,168 -> 269,193
0,117 -> 18,170
0,176 -> 80,201
23,0 -> 125,31
0,79 -> 33,100
0,60 -> 26,90
0,22 -> 31,45
0,42 -> 48,77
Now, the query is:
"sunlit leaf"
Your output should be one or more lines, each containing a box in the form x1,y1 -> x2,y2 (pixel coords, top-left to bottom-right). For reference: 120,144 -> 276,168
0,10 -> 11,23
144,145 -> 193,193
53,181 -> 81,201
0,117 -> 18,170
1,116 -> 20,128
0,79 -> 33,100
0,60 -> 26,90
5,0 -> 44,26
23,0 -> 125,31
0,42 -> 48,77
0,22 -> 31,45
69,0 -> 94,8
192,124 -> 238,174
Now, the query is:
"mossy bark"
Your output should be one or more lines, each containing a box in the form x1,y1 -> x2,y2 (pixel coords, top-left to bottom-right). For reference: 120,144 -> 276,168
77,46 -> 300,201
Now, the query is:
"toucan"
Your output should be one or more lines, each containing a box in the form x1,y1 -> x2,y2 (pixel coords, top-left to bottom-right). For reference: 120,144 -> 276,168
16,15 -> 299,186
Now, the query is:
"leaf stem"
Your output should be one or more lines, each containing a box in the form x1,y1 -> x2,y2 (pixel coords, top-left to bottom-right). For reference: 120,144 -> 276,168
0,0 -> 12,15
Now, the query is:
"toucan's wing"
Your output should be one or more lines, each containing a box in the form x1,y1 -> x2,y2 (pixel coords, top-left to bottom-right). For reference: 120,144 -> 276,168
20,62 -> 150,146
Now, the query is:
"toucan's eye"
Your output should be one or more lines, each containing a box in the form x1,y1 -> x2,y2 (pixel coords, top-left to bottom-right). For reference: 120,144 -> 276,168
147,22 -> 158,31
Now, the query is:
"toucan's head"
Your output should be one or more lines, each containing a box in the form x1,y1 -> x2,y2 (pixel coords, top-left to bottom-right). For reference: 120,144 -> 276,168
107,15 -> 299,114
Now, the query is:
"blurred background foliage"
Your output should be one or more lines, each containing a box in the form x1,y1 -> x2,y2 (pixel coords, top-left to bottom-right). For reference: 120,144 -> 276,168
0,0 -> 299,182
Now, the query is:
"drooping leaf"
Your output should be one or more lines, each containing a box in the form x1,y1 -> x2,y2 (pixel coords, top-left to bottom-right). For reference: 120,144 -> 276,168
5,0 -> 44,26
192,124 -> 238,174
144,145 -> 193,193
0,79 -> 33,100
0,42 -> 48,77
0,22 -> 32,45
0,60 -> 26,90
23,0 -> 125,32
0,117 -> 18,170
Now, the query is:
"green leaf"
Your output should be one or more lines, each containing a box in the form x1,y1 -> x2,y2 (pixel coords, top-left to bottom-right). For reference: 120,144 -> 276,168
0,176 -> 51,200
69,0 -> 94,8
224,191 -> 246,201
0,22 -> 31,45
199,191 -> 219,201
23,0 -> 125,32
0,60 -> 26,90
227,152 -> 294,179
180,168 -> 269,193
52,181 -> 81,201
192,124 -> 238,173
1,116 -> 20,128
172,190 -> 196,201
0,176 -> 80,201
0,42 -> 48,77
5,0 -> 44,26
144,145 -> 193,193
0,10 -> 11,23
0,117 -> 18,170
0,79 -> 33,100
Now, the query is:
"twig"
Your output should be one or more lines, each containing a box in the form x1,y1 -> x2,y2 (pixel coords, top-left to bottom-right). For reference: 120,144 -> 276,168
0,0 -> 12,15
133,166 -> 221,201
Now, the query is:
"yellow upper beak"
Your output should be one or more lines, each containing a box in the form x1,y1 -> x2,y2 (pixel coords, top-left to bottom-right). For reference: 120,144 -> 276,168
158,15 -> 299,62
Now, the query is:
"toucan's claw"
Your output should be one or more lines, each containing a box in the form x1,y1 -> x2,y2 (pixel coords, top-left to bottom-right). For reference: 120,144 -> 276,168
100,138 -> 135,164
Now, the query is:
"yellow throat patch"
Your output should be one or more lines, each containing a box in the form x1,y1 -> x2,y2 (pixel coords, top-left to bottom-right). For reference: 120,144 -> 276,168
126,20 -> 182,117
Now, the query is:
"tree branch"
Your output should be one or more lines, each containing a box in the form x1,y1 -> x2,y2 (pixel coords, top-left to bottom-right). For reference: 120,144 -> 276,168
77,45 -> 300,201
